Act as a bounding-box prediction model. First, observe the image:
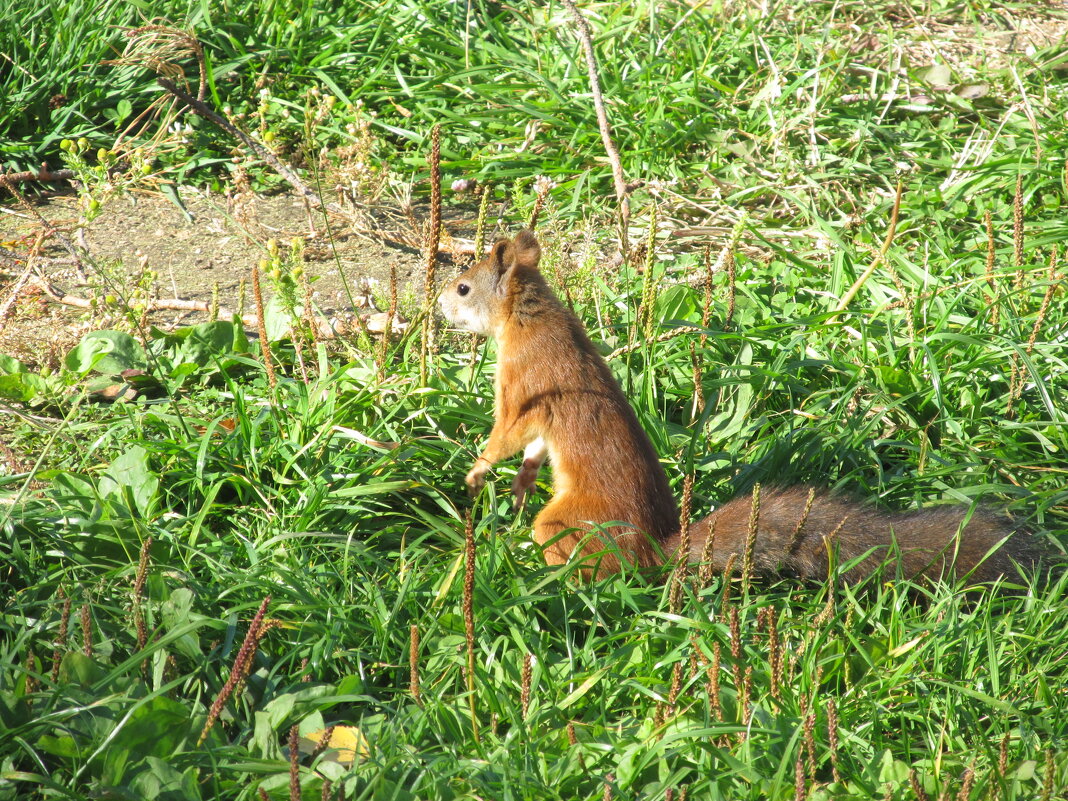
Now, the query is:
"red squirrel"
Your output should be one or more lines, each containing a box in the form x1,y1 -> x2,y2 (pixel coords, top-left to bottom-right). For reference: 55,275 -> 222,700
439,230 -> 1041,582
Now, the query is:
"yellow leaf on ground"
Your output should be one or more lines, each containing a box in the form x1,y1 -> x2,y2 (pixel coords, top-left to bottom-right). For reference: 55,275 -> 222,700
299,725 -> 368,765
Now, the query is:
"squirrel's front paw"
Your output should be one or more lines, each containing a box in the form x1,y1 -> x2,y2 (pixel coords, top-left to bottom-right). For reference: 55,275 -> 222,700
465,462 -> 489,496
511,462 -> 539,509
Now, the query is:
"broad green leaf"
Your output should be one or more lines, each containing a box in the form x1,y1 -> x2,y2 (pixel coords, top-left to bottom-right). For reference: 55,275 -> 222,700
103,697 -> 193,785
35,734 -> 82,759
559,667 -> 609,708
0,354 -> 26,373
0,372 -> 48,402
65,331 -> 147,375
0,691 -> 30,730
100,445 -> 159,517
656,285 -> 700,324
57,652 -> 106,687
922,63 -> 953,87
171,320 -> 250,366
263,296 -> 294,342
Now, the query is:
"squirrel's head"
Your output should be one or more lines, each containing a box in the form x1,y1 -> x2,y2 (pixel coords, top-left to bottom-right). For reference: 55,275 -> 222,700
439,230 -> 542,336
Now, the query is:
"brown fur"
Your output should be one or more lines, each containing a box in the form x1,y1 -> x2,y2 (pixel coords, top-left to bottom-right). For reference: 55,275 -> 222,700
670,486 -> 1038,583
440,231 -> 1041,583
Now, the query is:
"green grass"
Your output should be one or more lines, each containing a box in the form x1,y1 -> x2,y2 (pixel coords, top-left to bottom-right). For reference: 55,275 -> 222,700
3,0 -> 1068,798
4,0 -> 1066,210
2,194 -> 1067,797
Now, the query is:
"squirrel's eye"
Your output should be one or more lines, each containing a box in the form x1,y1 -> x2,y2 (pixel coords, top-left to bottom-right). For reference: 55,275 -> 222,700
457,283 -> 470,297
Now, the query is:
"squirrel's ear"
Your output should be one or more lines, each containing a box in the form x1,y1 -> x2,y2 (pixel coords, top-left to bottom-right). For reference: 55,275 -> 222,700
512,230 -> 541,269
490,239 -> 514,277
490,231 -> 541,274
490,231 -> 542,294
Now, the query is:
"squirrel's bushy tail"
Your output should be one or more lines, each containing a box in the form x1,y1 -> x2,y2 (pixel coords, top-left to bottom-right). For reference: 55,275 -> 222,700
668,486 -> 1039,583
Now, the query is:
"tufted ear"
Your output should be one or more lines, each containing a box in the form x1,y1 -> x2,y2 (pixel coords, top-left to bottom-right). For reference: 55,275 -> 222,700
512,229 -> 541,269
489,231 -> 542,294
490,238 -> 514,278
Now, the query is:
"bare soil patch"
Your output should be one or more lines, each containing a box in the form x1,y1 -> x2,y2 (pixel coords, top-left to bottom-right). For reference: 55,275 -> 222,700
0,188 -> 439,369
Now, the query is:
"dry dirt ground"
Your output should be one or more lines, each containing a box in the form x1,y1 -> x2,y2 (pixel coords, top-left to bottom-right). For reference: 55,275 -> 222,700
0,188 -> 462,370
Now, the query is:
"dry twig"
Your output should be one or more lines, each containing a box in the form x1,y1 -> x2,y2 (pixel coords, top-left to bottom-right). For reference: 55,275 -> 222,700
0,166 -> 76,186
559,0 -> 629,232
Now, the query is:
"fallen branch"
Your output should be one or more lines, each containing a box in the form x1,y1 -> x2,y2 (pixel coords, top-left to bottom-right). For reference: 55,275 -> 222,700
0,165 -> 76,186
157,77 -> 343,216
